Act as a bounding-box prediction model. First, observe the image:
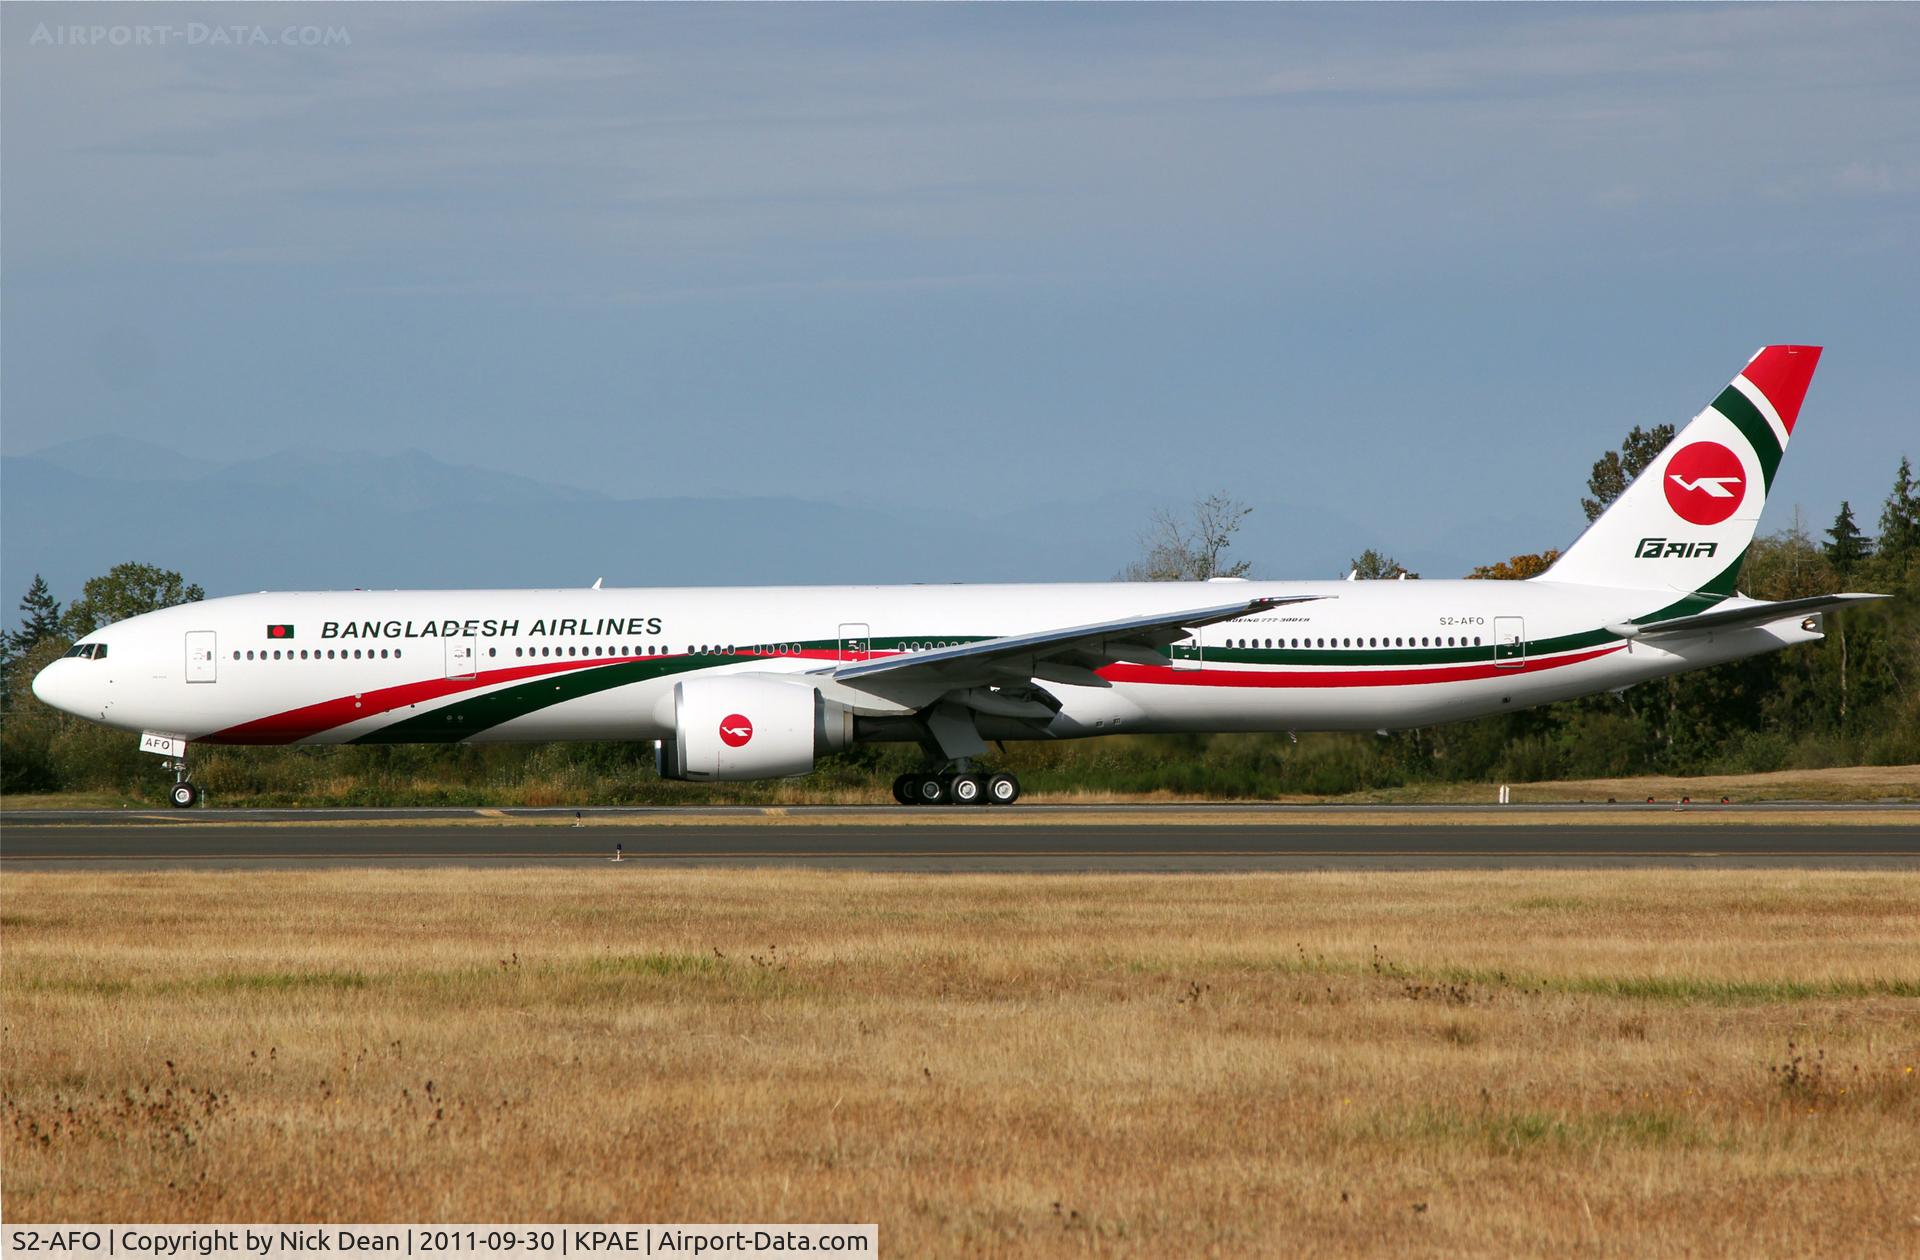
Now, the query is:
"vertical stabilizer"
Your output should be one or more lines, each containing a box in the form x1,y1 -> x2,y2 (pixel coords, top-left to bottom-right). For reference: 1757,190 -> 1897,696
1541,345 -> 1820,593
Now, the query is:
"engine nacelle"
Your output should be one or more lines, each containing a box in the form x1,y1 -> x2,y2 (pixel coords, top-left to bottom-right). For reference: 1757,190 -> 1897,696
655,675 -> 853,781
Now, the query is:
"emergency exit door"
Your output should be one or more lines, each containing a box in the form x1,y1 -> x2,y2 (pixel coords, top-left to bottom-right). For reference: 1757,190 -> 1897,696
185,631 -> 217,683
445,637 -> 477,680
838,622 -> 871,663
1171,627 -> 1202,670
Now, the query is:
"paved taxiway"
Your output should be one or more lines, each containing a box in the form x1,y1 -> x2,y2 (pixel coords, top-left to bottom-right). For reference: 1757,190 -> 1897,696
4,806 -> 1915,871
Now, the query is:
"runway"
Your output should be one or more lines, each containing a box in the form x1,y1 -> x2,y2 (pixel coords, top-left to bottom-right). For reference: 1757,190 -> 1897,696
4,806 -> 1916,871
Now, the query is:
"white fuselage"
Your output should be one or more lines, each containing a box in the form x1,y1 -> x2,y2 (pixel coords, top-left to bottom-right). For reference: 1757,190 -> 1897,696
31,579 -> 1815,748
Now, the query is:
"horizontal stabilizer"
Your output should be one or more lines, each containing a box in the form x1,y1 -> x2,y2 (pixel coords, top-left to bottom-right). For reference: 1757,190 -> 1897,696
1609,593 -> 1887,639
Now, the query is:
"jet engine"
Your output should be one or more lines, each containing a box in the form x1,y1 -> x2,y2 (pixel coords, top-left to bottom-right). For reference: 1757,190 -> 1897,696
656,675 -> 854,781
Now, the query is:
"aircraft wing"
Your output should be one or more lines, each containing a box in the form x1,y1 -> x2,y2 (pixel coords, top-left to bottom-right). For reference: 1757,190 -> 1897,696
1613,593 -> 1888,639
817,594 -> 1323,696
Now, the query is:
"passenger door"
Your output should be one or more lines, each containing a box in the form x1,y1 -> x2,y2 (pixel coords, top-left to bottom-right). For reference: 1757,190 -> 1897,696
185,631 -> 217,683
1493,616 -> 1526,668
445,636 -> 477,680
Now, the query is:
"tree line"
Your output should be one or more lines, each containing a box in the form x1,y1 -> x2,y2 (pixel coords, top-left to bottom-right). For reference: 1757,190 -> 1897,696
3,445 -> 1915,802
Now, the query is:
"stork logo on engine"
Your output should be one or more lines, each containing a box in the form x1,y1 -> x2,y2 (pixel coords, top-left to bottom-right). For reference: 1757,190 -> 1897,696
718,714 -> 754,748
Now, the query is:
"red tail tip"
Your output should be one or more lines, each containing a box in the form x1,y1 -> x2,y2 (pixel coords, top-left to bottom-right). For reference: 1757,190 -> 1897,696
1740,345 -> 1822,433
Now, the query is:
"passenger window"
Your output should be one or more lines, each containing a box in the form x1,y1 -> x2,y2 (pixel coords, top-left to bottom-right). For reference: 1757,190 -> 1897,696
246,650 -> 255,660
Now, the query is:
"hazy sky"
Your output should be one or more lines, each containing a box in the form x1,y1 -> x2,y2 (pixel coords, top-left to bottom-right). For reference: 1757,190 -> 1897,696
5,2 -> 1917,554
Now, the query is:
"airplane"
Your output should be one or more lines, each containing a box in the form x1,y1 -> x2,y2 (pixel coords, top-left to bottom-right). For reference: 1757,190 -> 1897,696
33,345 -> 1885,808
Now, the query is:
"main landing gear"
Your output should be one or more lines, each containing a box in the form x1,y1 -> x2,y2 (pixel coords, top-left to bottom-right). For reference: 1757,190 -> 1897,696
891,770 -> 1021,807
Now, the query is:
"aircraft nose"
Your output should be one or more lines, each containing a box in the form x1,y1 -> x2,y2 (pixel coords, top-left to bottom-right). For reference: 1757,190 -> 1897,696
31,659 -> 79,716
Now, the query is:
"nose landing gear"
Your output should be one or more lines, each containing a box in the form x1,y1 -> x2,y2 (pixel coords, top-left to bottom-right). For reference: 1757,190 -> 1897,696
890,768 -> 1021,806
166,759 -> 202,808
140,733 -> 201,807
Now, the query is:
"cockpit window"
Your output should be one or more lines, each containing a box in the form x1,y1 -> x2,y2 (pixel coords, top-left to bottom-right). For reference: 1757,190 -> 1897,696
64,644 -> 107,660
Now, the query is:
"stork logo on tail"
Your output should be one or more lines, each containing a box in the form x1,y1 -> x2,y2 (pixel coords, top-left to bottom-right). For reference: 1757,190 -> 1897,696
719,714 -> 754,747
1663,441 -> 1746,525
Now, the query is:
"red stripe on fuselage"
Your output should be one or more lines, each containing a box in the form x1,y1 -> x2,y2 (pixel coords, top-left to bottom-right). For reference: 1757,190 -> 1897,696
203,655 -> 655,744
201,647 -> 902,744
1097,645 -> 1623,688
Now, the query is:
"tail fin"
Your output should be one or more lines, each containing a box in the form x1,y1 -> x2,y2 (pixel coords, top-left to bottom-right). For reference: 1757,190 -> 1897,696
1541,345 -> 1821,594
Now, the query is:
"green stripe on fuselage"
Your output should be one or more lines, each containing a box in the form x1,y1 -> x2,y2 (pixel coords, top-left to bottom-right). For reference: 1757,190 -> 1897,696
355,654 -> 723,744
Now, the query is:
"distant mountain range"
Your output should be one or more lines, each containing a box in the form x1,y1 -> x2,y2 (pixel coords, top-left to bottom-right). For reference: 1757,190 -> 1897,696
1,436 -> 1565,603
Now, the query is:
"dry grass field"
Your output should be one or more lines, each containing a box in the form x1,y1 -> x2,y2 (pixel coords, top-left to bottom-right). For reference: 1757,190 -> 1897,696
3,868 -> 1918,1256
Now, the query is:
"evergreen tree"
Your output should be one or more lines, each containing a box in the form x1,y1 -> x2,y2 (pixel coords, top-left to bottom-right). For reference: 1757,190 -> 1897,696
1878,457 -> 1920,567
1,575 -> 66,712
11,575 -> 64,652
1823,501 -> 1872,577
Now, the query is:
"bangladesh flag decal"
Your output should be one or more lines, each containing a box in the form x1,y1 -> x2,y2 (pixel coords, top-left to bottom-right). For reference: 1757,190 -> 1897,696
267,624 -> 295,640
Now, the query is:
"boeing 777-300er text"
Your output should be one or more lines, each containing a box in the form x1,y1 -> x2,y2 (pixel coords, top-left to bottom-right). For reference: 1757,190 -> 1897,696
34,345 -> 1885,806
